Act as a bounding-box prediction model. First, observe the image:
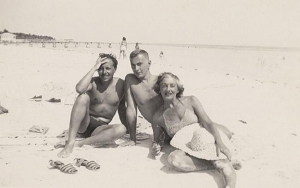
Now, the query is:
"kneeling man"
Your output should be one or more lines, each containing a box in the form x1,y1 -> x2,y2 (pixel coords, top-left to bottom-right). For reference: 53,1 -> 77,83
56,53 -> 126,158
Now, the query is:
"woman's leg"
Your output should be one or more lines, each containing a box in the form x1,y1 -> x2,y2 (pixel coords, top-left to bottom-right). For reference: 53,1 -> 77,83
212,159 -> 237,188
168,150 -> 237,187
167,150 -> 214,172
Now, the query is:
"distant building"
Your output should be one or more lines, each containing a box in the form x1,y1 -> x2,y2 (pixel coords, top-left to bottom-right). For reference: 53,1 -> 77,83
0,32 -> 17,42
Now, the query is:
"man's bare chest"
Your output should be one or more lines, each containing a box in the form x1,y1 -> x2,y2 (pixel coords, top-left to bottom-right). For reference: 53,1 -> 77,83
89,87 -> 120,105
131,84 -> 160,106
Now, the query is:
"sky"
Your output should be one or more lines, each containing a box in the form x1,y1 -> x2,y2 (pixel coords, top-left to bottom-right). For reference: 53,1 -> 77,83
1,0 -> 300,47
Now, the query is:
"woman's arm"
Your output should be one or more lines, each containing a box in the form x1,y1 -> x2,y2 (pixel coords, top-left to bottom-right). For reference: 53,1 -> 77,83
190,96 -> 231,160
150,114 -> 165,156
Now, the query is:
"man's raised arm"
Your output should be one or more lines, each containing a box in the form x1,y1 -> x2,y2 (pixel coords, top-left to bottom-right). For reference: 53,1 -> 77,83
76,56 -> 107,94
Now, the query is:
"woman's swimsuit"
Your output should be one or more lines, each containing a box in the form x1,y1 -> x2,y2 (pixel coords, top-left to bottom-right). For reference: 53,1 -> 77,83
162,100 -> 200,137
120,41 -> 127,51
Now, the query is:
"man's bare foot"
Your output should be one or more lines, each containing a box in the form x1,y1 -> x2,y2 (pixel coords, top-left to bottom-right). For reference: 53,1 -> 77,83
57,143 -> 74,158
54,141 -> 74,158
55,140 -> 84,158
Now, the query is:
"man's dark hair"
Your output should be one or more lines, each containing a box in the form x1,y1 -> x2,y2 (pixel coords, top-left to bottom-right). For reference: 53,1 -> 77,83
99,53 -> 118,69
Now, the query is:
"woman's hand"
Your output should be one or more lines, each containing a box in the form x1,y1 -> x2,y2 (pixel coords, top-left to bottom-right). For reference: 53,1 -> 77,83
216,141 -> 232,160
150,142 -> 162,156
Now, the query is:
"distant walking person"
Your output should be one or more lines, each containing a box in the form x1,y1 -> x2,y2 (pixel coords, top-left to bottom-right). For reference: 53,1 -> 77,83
159,51 -> 164,58
119,37 -> 127,59
135,42 -> 139,50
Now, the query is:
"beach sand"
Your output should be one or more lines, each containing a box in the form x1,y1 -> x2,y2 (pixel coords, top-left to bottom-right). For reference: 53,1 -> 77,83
0,43 -> 299,187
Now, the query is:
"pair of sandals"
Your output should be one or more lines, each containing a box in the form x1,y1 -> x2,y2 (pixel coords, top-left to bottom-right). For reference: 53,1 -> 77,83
49,158 -> 100,174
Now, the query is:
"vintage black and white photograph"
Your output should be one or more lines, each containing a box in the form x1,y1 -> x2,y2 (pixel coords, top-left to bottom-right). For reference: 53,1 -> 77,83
0,0 -> 299,187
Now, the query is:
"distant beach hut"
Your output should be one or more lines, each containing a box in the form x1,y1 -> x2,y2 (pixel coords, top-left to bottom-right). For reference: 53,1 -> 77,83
97,43 -> 101,48
86,42 -> 89,48
0,32 -> 17,43
53,42 -> 56,48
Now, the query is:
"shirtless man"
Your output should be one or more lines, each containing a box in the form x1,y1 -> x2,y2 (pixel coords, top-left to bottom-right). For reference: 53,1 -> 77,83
56,53 -> 127,158
124,49 -> 233,146
125,49 -> 164,145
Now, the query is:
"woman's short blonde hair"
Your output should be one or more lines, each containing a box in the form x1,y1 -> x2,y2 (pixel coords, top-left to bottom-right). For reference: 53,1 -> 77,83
154,72 -> 184,98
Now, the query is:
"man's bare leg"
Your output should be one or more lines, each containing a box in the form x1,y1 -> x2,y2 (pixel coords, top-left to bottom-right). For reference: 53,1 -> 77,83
76,123 -> 126,146
57,94 -> 90,158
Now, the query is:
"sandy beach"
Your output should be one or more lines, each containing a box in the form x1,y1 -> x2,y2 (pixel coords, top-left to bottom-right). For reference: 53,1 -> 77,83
0,43 -> 299,187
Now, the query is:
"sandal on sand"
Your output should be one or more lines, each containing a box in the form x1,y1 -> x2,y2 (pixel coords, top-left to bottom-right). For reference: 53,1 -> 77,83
47,98 -> 61,103
30,95 -> 42,101
0,105 -> 9,114
74,158 -> 100,170
49,160 -> 78,174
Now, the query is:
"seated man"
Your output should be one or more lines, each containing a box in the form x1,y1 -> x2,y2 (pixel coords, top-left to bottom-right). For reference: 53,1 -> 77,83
124,50 -> 232,146
124,49 -> 164,145
56,53 -> 127,158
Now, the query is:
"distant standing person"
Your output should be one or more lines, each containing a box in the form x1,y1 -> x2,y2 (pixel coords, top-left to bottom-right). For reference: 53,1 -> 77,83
135,42 -> 139,50
159,51 -> 164,58
119,37 -> 127,59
